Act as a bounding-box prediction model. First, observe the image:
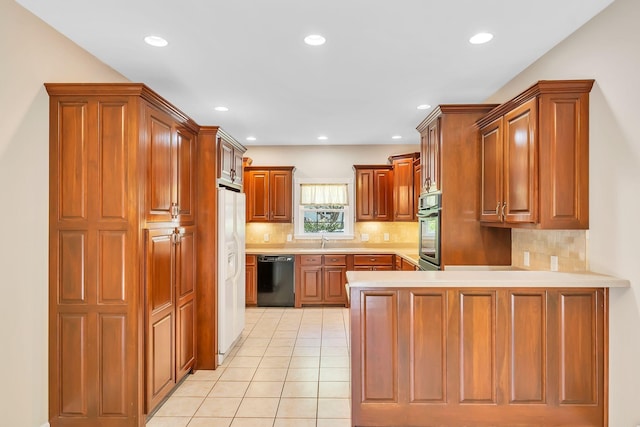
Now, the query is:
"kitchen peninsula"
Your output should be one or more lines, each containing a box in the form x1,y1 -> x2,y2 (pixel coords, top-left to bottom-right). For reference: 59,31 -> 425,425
347,270 -> 629,427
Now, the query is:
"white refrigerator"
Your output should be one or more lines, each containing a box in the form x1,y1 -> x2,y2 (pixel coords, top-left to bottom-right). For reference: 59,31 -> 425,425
217,187 -> 246,364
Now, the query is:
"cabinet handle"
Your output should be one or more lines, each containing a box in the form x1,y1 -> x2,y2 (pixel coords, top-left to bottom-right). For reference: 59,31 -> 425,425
230,169 -> 236,182
370,258 -> 376,262
501,202 -> 507,222
495,202 -> 500,216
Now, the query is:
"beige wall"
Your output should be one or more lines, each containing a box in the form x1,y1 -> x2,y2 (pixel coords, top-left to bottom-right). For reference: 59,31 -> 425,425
486,0 -> 640,424
0,2 -> 128,426
245,144 -> 420,179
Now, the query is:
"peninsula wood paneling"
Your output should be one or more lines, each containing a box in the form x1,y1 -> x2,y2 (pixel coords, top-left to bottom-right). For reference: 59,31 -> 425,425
409,291 -> 447,402
361,292 -> 397,402
458,292 -> 496,403
558,291 -> 599,404
350,287 -> 607,427
508,291 -> 546,403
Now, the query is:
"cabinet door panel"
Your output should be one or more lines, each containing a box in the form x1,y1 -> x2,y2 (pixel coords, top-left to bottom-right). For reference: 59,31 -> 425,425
145,229 -> 176,412
218,138 -> 234,184
427,119 -> 441,192
480,118 -> 503,222
146,109 -> 175,222
176,227 -> 196,379
374,169 -> 393,221
504,98 -> 537,223
299,266 -> 323,303
246,170 -> 270,222
233,149 -> 244,186
356,169 -> 375,220
270,170 -> 292,222
323,266 -> 347,304
245,263 -> 257,306
392,157 -> 415,221
176,128 -> 195,223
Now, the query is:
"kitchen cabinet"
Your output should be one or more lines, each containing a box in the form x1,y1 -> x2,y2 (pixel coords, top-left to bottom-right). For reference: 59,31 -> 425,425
145,226 -> 196,411
350,286 -> 607,426
354,165 -> 393,221
245,255 -> 257,306
295,254 -> 349,307
389,152 -> 420,221
395,256 -> 419,271
413,157 -> 420,215
418,117 -> 441,193
46,84 -> 204,426
478,80 -> 594,229
416,105 -> 511,268
218,130 -> 246,190
244,166 -> 294,222
353,254 -> 394,271
145,107 -> 196,224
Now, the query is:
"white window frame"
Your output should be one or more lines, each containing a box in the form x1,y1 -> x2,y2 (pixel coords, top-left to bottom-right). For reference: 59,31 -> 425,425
294,177 -> 355,239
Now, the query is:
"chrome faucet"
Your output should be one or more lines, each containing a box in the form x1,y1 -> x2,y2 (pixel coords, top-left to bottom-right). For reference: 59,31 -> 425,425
321,234 -> 329,249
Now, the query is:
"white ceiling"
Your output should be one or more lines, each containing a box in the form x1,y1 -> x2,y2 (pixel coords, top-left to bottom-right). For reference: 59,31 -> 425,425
18,0 -> 613,146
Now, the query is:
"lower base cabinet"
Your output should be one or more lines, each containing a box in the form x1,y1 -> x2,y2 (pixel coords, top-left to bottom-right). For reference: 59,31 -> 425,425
350,287 -> 606,427
245,255 -> 257,306
145,226 -> 196,413
295,254 -> 348,307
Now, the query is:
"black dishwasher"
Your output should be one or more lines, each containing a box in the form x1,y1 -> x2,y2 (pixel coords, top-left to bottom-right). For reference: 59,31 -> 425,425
257,255 -> 295,307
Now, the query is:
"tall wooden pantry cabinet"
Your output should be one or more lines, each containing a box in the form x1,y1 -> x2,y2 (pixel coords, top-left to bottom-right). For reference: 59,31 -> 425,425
47,83 -> 203,426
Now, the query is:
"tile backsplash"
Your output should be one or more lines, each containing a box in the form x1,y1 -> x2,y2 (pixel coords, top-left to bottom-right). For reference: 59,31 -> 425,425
511,229 -> 588,272
246,221 -> 418,249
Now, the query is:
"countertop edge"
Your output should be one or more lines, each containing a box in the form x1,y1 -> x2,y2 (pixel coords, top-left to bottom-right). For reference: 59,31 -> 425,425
345,270 -> 630,289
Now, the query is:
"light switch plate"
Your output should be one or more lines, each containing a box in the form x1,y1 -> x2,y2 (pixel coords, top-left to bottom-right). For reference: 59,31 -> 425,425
550,255 -> 558,271
361,233 -> 369,241
286,234 -> 292,242
523,251 -> 530,267
383,233 -> 390,241
263,233 -> 270,242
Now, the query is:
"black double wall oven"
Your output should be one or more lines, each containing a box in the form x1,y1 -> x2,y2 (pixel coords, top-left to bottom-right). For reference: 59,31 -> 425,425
417,192 -> 441,270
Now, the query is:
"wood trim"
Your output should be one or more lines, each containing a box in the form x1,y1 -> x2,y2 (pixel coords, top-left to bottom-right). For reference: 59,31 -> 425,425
417,104 -> 498,132
476,80 -> 595,128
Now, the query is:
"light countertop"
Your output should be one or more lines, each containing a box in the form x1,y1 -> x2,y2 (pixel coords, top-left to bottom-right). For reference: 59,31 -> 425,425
346,270 -> 630,288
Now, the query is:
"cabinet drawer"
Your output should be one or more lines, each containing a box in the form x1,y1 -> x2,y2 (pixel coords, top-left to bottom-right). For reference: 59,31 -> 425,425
323,255 -> 347,266
299,255 -> 323,266
353,254 -> 394,266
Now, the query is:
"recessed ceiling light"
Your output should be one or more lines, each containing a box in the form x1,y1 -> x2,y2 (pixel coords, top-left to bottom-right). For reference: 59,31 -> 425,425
214,106 -> 229,112
246,136 -> 256,141
144,35 -> 168,47
317,135 -> 328,141
469,32 -> 494,45
392,135 -> 402,140
304,34 -> 326,46
417,104 -> 431,110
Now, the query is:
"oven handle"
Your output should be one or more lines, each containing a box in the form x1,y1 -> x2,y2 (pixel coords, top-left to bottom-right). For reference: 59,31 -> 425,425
417,210 -> 440,218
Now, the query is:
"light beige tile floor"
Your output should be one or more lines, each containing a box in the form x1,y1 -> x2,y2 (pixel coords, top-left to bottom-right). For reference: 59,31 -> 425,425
147,307 -> 351,427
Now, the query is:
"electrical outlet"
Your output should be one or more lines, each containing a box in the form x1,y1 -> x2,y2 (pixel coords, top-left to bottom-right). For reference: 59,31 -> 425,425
523,251 -> 530,267
361,233 -> 369,241
550,255 -> 558,272
286,234 -> 292,242
263,233 -> 270,242
383,233 -> 390,241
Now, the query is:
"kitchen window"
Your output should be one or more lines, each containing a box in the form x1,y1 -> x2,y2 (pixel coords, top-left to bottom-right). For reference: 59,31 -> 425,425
294,179 -> 354,239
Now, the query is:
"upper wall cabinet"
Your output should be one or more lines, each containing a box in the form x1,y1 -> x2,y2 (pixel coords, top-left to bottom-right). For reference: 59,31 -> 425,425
354,165 -> 393,221
477,80 -> 594,229
388,152 -> 420,221
417,116 -> 441,194
218,130 -> 246,190
145,105 -> 196,225
244,166 -> 294,222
